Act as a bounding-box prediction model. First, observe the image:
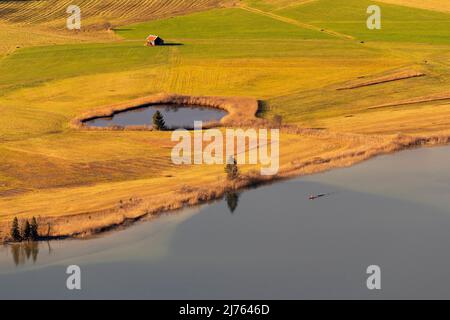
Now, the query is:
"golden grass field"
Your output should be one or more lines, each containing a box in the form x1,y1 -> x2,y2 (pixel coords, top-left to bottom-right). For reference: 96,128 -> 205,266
377,0 -> 450,13
1,0 -> 450,241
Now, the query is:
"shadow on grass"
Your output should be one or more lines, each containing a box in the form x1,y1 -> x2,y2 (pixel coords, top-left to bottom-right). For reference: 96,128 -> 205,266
111,28 -> 133,31
256,100 -> 270,118
161,43 -> 184,46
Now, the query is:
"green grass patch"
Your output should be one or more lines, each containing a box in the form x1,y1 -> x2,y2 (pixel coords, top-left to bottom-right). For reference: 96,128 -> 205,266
115,8 -> 332,40
173,38 -> 383,60
278,0 -> 450,44
0,42 -> 170,93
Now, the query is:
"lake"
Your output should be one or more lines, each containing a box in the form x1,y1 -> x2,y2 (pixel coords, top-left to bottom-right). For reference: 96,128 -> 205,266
84,104 -> 228,129
1,145 -> 450,299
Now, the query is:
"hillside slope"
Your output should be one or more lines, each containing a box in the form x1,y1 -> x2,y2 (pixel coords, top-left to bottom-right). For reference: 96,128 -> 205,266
377,0 -> 450,13
0,0 -> 231,27
0,0 -> 231,56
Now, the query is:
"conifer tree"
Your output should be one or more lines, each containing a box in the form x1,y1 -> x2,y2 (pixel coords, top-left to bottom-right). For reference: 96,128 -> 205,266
22,220 -> 31,241
30,217 -> 39,241
10,217 -> 21,242
152,111 -> 166,130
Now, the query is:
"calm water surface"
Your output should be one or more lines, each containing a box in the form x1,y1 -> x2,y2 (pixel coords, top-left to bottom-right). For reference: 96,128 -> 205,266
85,104 -> 227,128
2,146 -> 450,299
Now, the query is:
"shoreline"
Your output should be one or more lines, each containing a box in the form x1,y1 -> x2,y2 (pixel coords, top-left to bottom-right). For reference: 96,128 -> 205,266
2,93 -> 450,243
2,131 -> 449,244
70,93 -> 262,130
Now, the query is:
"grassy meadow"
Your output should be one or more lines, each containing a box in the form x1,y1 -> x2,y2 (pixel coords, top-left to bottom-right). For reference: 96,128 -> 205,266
1,0 -> 450,240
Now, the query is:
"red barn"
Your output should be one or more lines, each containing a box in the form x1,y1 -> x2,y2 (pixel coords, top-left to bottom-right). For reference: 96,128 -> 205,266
145,35 -> 164,46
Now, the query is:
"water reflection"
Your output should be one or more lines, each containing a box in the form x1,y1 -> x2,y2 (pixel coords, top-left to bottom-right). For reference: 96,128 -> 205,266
9,242 -> 40,266
84,104 -> 228,129
7,241 -> 53,266
225,191 -> 240,214
2,147 -> 450,298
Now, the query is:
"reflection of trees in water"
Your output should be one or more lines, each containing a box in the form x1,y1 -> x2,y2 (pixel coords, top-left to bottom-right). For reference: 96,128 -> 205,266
225,191 -> 240,214
10,242 -> 40,266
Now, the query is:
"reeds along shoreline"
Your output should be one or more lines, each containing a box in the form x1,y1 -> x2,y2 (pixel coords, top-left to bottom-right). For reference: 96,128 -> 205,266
1,130 -> 449,243
4,94 -> 450,243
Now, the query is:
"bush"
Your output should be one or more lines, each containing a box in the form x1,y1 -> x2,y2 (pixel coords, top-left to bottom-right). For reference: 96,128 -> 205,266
272,114 -> 282,127
225,156 -> 239,180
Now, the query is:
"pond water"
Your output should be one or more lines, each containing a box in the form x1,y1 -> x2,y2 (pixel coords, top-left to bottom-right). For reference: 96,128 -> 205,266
1,145 -> 450,299
84,104 -> 228,129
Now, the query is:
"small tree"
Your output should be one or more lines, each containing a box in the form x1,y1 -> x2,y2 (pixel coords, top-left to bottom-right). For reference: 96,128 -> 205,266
22,219 -> 31,241
30,217 -> 39,241
152,111 -> 166,130
225,156 -> 239,180
272,114 -> 282,127
10,217 -> 21,242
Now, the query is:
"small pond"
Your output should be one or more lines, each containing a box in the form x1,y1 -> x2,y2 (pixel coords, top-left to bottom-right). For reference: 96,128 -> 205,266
84,104 -> 228,129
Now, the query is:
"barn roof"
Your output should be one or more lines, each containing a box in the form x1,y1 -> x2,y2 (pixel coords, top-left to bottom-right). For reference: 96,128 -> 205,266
146,35 -> 160,41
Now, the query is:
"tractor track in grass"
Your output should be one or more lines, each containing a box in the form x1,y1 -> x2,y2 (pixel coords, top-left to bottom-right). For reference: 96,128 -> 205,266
336,70 -> 426,90
368,92 -> 450,110
239,5 -> 355,40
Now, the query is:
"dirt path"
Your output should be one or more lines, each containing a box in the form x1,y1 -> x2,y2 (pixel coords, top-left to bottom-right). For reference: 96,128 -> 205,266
239,5 -> 355,40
